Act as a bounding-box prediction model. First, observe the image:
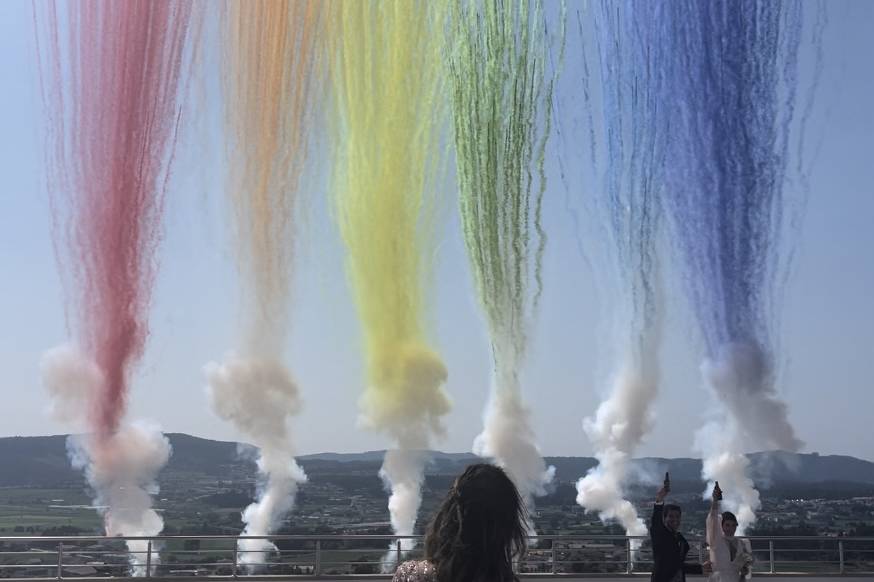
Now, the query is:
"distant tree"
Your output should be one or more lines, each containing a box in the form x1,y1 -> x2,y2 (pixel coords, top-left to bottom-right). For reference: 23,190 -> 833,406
41,526 -> 83,536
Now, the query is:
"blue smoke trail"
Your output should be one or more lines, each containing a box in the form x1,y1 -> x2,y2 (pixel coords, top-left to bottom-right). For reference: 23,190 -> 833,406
657,0 -> 814,528
573,1 -> 667,543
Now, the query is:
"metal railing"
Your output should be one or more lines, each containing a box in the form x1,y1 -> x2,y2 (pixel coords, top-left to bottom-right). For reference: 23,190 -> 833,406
0,534 -> 872,580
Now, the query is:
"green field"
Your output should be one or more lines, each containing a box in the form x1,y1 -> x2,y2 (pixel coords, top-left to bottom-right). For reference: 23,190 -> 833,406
0,486 -> 245,535
0,487 -> 104,534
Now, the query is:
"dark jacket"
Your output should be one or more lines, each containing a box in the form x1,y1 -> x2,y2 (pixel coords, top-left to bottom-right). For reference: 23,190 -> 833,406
650,503 -> 702,582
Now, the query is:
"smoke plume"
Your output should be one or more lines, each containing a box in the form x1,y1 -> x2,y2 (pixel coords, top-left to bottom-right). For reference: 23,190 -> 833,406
205,355 -> 306,568
42,346 -> 170,576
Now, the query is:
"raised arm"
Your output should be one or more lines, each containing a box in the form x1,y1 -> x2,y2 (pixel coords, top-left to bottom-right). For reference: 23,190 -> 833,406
706,489 -> 722,546
651,486 -> 669,544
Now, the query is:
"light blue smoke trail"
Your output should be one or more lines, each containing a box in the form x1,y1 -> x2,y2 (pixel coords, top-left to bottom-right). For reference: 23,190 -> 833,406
572,1 -> 667,542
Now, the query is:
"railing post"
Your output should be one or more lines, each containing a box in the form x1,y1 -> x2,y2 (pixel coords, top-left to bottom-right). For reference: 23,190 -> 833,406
551,539 -> 557,575
396,539 -> 402,567
145,539 -> 152,578
232,540 -> 238,579
57,542 -> 63,580
314,540 -> 321,577
626,537 -> 633,574
769,540 -> 775,574
839,539 -> 845,575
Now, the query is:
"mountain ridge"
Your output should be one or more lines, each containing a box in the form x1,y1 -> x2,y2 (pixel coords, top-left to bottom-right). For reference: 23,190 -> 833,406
2,432 -> 873,489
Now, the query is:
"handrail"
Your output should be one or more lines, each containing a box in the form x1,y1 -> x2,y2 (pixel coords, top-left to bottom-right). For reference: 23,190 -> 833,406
0,534 -> 871,580
6,534 -> 874,542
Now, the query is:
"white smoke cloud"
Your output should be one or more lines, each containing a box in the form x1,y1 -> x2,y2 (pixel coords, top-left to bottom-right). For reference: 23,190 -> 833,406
576,452 -> 647,535
357,344 -> 451,442
576,354 -> 657,560
695,342 -> 803,532
697,437 -> 760,534
354,344 -> 450,572
41,345 -> 101,428
68,425 -> 170,575
204,354 -> 306,570
379,449 -> 429,572
702,343 -> 802,452
42,346 -> 170,576
474,363 -> 555,526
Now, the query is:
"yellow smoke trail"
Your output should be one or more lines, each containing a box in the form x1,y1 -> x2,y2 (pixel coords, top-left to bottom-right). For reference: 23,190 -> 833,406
326,1 -> 450,560
223,0 -> 322,350
326,1 -> 450,442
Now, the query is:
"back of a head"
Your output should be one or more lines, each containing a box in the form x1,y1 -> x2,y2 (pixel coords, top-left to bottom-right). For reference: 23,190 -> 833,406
425,463 -> 526,582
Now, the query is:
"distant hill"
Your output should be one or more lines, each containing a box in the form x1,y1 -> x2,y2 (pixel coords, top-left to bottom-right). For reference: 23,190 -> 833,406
1,433 -> 873,491
0,435 -> 81,486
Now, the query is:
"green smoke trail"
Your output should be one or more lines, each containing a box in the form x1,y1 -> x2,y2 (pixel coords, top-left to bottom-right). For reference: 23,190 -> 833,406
447,0 -> 562,507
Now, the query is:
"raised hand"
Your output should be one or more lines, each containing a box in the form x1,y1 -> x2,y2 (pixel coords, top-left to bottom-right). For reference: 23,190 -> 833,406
713,481 -> 723,501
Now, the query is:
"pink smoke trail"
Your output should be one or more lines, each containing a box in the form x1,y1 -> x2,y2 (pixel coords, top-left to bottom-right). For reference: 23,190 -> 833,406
35,0 -> 196,436
34,2 -> 199,572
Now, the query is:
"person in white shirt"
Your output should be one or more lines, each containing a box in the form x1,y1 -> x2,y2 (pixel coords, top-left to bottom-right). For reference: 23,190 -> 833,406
705,483 -> 754,582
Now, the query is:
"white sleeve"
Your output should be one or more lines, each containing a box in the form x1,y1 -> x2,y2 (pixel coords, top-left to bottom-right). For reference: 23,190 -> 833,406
706,505 -> 727,568
706,504 -> 722,546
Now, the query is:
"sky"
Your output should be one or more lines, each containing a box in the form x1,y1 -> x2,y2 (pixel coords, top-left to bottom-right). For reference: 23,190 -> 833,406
1,1 -> 872,461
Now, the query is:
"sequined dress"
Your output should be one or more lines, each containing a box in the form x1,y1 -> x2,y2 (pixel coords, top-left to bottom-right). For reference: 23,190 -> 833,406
393,560 -> 437,582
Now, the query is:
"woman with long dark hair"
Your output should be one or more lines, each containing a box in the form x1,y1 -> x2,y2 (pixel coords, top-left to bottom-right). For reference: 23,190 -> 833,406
393,463 -> 527,582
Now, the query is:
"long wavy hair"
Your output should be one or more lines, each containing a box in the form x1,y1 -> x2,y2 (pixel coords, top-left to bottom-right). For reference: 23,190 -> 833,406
424,463 -> 527,582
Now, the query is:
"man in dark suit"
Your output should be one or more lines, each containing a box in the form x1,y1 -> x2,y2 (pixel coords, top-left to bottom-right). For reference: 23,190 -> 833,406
651,485 -> 704,582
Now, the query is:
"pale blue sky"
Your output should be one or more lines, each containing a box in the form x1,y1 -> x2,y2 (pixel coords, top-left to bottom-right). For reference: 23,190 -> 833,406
1,1 -> 872,460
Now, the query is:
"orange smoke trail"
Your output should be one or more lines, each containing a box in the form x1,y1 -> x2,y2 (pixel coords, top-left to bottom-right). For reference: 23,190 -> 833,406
223,0 -> 322,348
206,2 -> 325,568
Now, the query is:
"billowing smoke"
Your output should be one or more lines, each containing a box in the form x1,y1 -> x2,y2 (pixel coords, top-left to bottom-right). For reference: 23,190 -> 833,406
42,345 -> 100,425
205,355 -> 306,569
576,355 -> 657,544
360,346 -> 449,572
357,345 -> 451,443
42,346 -> 170,576
570,1 -> 666,546
68,428 -> 170,576
474,362 -> 555,514
695,343 -> 803,531
702,344 -> 801,453
379,449 -> 429,564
